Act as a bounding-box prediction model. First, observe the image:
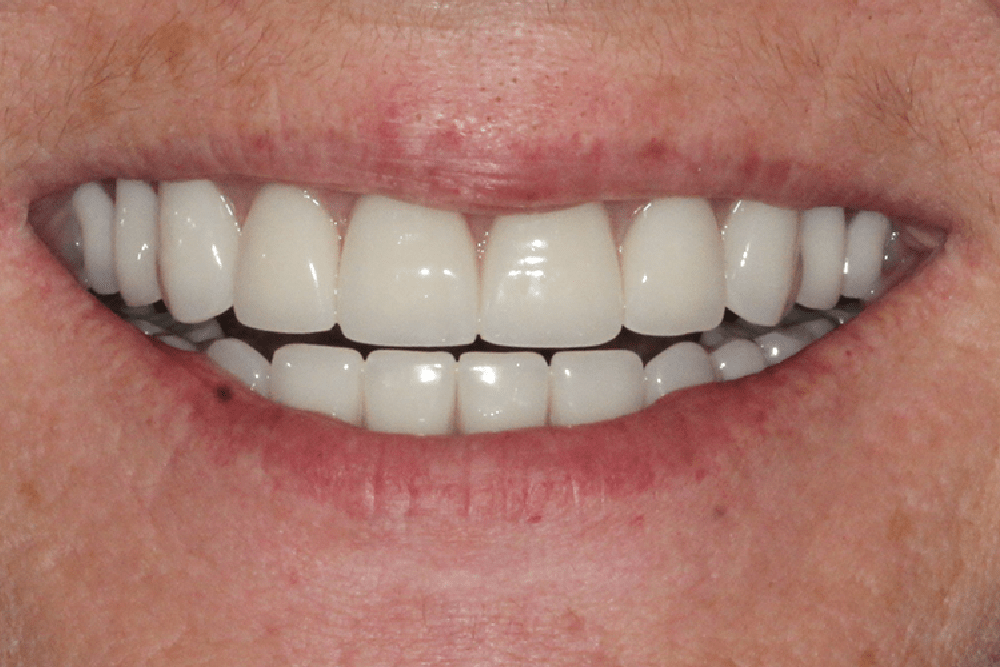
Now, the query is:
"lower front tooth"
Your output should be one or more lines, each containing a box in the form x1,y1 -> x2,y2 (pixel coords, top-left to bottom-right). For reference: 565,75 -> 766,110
621,198 -> 726,336
205,339 -> 270,396
457,352 -> 549,434
755,330 -> 809,366
73,183 -> 119,295
550,350 -> 644,427
711,339 -> 767,380
270,344 -> 364,426
159,181 -> 241,324
723,201 -> 799,326
842,211 -> 892,300
233,185 -> 339,334
644,342 -> 716,405
114,180 -> 162,307
364,350 -> 457,435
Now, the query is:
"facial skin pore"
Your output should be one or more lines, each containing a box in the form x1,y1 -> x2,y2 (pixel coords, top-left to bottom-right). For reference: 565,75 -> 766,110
3,0 -> 1000,665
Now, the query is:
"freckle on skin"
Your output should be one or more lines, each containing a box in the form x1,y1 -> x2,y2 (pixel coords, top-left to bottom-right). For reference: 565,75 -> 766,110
215,385 -> 233,402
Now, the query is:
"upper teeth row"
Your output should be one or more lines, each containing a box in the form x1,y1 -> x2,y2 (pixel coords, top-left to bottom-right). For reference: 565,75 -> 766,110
64,180 -> 890,348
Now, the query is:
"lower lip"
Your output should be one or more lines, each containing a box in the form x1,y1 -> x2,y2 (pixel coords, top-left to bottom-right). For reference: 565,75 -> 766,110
147,312 -> 838,523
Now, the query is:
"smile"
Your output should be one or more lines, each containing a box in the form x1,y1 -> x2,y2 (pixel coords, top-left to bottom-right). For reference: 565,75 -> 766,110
31,179 -> 940,436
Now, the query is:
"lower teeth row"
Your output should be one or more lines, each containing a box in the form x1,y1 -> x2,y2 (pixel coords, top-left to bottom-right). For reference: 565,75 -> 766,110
117,299 -> 860,435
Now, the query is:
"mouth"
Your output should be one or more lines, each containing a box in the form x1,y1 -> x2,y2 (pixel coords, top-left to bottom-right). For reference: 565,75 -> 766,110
18,164 -> 948,520
32,179 -> 940,437
0,0 -> 970,527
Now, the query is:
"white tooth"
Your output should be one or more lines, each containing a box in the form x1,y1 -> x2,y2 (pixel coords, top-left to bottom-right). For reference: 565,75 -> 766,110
826,305 -> 861,325
550,350 -> 644,426
644,342 -> 716,405
159,181 -> 240,323
711,339 -> 767,380
114,180 -> 162,307
205,338 -> 270,395
233,185 -> 339,333
130,319 -> 165,336
172,318 -> 223,345
73,183 -> 119,294
480,204 -> 623,347
157,334 -> 197,352
621,198 -> 726,335
793,318 -> 835,341
270,345 -> 364,426
700,322 -> 751,350
722,201 -> 798,326
755,330 -> 809,366
338,196 -> 477,346
842,211 -> 891,300
796,207 -> 846,310
364,350 -> 456,435
457,352 -> 549,434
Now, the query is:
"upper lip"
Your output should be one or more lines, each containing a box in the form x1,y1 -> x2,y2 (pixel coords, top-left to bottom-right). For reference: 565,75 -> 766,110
1,4 -> 962,231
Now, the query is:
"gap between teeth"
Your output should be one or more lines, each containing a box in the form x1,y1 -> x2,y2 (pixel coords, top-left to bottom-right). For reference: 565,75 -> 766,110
33,180 -> 937,435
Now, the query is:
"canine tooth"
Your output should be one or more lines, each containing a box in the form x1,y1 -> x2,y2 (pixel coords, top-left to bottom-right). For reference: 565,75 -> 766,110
457,352 -> 549,434
842,211 -> 891,299
621,198 -> 726,335
73,183 -> 119,294
364,350 -> 456,435
114,180 -> 162,307
796,207 -> 846,310
270,345 -> 364,425
205,338 -> 270,395
233,185 -> 339,333
723,201 -> 799,326
644,342 -> 716,405
338,196 -> 477,346
159,181 -> 240,323
755,330 -> 809,366
481,204 -> 623,347
711,339 -> 767,380
550,350 -> 643,426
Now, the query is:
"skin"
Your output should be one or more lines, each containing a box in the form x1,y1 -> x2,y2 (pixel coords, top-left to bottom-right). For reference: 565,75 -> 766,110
2,0 -> 1000,664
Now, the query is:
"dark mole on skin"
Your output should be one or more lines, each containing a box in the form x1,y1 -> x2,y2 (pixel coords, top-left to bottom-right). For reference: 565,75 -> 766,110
215,385 -> 234,402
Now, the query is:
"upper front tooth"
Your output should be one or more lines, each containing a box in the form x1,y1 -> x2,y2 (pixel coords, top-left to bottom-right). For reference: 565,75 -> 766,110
159,180 -> 241,323
480,203 -> 623,348
842,211 -> 891,300
621,197 -> 726,336
338,196 -> 478,347
233,184 -> 339,333
114,180 -> 162,307
73,183 -> 119,295
722,201 -> 799,327
796,206 -> 846,310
